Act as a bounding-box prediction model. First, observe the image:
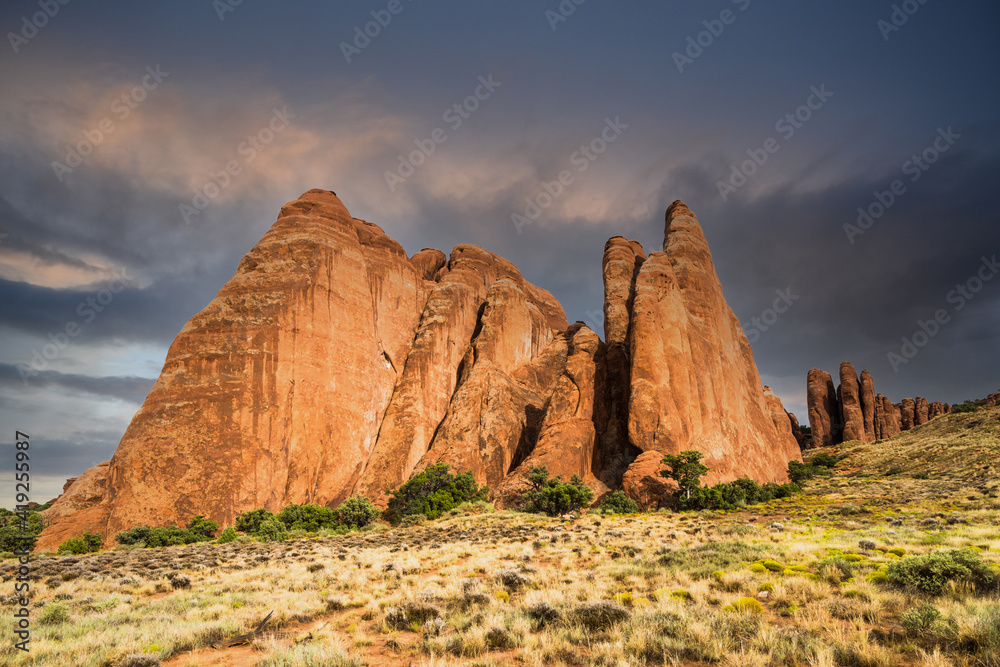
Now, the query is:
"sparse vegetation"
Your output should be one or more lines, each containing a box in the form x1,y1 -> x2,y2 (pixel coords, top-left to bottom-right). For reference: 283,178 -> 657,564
385,463 -> 488,523
598,490 -> 640,514
57,532 -> 102,555
519,465 -> 595,516
4,404 -> 998,667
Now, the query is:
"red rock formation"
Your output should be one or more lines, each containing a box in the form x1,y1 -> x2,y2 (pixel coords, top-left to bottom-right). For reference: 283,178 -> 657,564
807,369 -> 840,446
409,248 -> 447,280
900,398 -> 916,430
839,363 -> 867,442
882,396 -> 901,438
803,364 -> 957,444
859,370 -> 876,442
36,462 -> 110,552
625,201 -> 801,484
763,386 -> 799,446
621,451 -> 678,510
787,412 -> 807,448
494,324 -> 612,507
36,192 -> 803,550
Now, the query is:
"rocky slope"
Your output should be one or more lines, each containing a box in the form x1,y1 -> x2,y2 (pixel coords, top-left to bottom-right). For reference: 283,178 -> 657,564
37,190 -> 800,550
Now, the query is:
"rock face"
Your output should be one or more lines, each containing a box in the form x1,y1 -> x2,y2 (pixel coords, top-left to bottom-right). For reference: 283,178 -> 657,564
839,363 -> 867,443
624,201 -> 801,484
860,371 -> 877,441
807,369 -> 840,447
900,398 -> 916,431
881,396 -> 900,438
37,192 -> 800,550
914,397 -> 930,426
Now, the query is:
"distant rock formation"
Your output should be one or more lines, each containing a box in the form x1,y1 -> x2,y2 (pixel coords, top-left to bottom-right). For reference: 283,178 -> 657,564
36,191 -> 801,551
803,363 -> 951,447
807,369 -> 840,447
839,363 -> 868,443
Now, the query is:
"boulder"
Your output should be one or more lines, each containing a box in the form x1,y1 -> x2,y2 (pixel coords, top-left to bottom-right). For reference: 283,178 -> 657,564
621,451 -> 678,510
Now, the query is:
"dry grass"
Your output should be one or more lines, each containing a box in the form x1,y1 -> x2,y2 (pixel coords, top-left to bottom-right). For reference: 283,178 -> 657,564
2,407 -> 999,666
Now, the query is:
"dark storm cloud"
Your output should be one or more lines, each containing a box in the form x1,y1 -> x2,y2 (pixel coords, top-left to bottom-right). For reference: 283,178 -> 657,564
0,363 -> 154,404
0,0 -> 997,510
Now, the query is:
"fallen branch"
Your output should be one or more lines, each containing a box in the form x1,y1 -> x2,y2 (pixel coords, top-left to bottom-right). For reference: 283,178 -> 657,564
211,610 -> 275,649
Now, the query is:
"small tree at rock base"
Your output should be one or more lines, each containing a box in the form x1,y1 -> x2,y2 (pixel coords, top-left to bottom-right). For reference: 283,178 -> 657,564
386,463 -> 488,524
520,466 -> 595,516
659,450 -> 709,500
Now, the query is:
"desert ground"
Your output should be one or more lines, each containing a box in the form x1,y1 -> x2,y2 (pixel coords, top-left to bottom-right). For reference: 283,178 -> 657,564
3,406 -> 999,667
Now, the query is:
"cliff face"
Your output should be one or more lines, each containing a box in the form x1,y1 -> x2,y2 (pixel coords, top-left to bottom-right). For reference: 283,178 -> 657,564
37,191 -> 801,551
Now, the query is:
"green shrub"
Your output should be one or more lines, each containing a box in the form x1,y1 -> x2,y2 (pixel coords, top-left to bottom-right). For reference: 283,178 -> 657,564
598,491 -> 639,514
887,549 -> 998,595
386,463 -> 487,524
39,602 -> 70,625
787,460 -> 832,484
186,515 -> 219,539
115,524 -> 212,548
336,495 -> 381,528
900,603 -> 943,634
0,509 -> 46,553
216,526 -> 238,544
679,477 -> 799,511
520,466 -> 594,516
276,503 -> 337,532
760,559 -> 785,572
808,453 -> 841,468
57,536 -> 88,555
730,597 -> 764,614
57,532 -> 102,555
255,517 -> 289,542
234,508 -> 275,534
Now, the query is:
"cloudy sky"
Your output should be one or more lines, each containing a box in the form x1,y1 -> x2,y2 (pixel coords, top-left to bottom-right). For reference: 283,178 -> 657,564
1,0 -> 998,504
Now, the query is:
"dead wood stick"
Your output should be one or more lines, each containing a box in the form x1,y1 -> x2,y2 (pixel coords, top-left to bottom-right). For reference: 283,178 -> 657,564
211,609 -> 275,649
